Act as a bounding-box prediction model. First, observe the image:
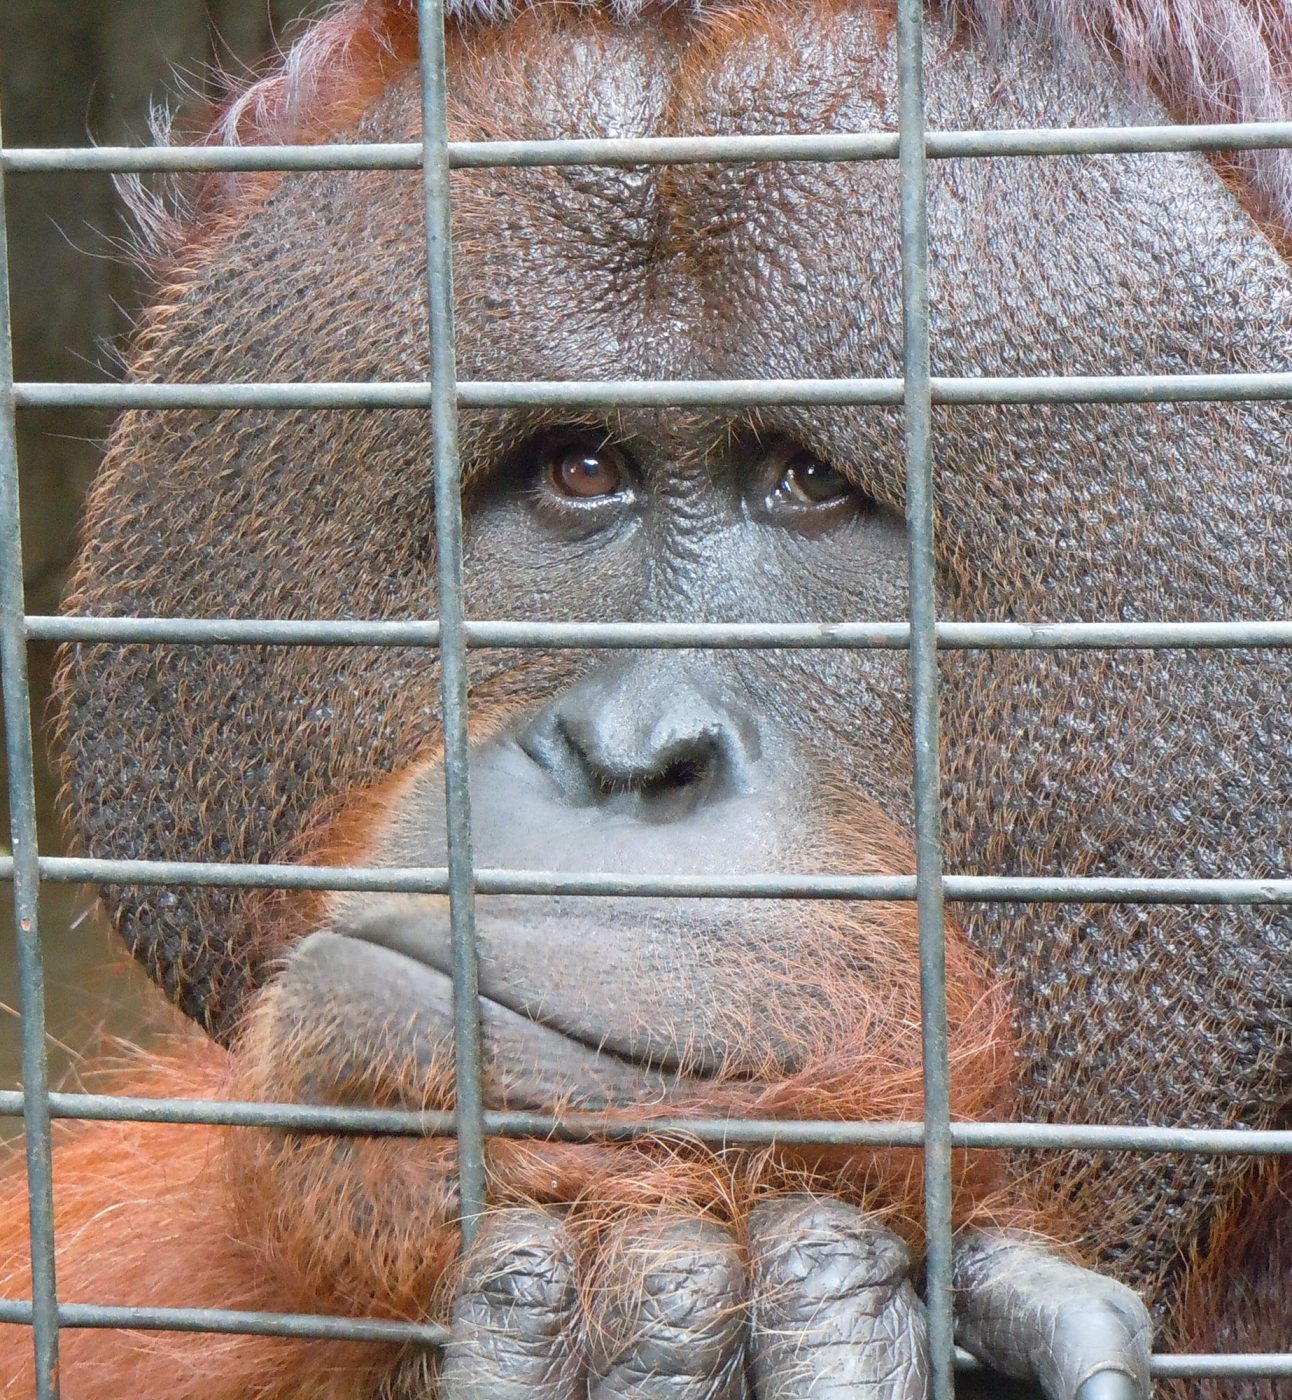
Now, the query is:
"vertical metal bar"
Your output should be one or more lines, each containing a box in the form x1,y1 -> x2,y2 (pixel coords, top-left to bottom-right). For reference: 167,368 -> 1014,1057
896,4 -> 955,1398
415,0 -> 488,1245
0,110 -> 61,1397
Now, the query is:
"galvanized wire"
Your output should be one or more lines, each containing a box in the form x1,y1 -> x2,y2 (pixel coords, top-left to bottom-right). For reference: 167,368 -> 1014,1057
416,0 -> 489,1250
18,615 -> 1292,648
3,855 -> 1291,903
3,118 -> 1292,173
3,1088 -> 1291,1154
0,11 -> 1289,1392
0,1290 -> 1282,1381
895,6 -> 955,1394
12,369 -> 1292,409
0,109 -> 61,1398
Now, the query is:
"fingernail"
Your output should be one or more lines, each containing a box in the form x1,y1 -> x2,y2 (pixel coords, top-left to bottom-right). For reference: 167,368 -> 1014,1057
1076,1370 -> 1143,1400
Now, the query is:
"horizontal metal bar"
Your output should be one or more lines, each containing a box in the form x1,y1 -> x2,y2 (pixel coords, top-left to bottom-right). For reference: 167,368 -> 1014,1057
0,1296 -> 1284,1377
927,120 -> 1292,159
13,372 -> 1292,411
1150,1356 -> 1292,1380
3,120 -> 1291,175
2,855 -> 1288,903
1,1090 -> 1289,1154
24,616 -> 1292,650
0,1299 -> 448,1346
1,143 -> 424,173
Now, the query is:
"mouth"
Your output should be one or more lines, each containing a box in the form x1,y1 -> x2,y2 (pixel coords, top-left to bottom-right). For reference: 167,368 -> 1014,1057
335,895 -> 735,1075
284,925 -> 709,1113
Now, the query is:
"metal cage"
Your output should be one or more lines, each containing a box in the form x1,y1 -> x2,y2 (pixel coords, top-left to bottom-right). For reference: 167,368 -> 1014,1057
1,1 -> 1291,1396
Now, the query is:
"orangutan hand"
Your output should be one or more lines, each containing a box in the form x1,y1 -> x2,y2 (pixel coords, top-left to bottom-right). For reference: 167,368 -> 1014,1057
437,1198 -> 1152,1399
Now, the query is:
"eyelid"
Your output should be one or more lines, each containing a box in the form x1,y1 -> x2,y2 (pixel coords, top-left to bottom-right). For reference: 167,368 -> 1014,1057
765,443 -> 851,497
761,436 -> 848,475
525,429 -> 639,525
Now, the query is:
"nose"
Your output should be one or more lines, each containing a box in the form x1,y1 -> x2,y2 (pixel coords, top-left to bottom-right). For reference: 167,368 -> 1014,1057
518,661 -> 762,822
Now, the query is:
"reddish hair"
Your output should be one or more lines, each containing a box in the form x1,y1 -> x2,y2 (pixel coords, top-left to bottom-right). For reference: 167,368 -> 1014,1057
966,0 -> 1292,233
130,0 -> 1292,273
125,0 -> 418,268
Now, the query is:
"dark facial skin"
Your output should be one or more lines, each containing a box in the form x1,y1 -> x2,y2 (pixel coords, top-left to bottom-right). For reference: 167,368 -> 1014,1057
55,4 -> 1288,1394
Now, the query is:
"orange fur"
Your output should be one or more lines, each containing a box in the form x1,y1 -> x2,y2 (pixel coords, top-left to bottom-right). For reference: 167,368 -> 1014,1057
0,1040 -> 403,1398
208,748 -> 1041,1351
0,753 -> 1034,1396
18,0 -> 1285,1391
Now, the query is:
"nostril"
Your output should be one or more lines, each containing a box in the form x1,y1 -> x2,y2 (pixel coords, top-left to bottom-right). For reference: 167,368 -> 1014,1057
658,757 -> 703,792
516,712 -> 594,803
610,754 -> 709,804
518,674 -> 759,817
589,756 -> 703,798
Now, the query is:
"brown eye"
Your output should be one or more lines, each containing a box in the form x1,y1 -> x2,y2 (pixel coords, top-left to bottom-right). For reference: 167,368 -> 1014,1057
544,438 -> 625,500
772,450 -> 851,506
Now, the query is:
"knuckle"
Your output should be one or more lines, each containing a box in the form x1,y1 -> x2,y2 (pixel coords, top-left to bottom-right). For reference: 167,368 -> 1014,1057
474,1242 -> 579,1314
1047,1267 -> 1152,1337
589,1216 -> 747,1380
750,1197 -> 910,1304
619,1223 -> 745,1326
462,1210 -> 578,1315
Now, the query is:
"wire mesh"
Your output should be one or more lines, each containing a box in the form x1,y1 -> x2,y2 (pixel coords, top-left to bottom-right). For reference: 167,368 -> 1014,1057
0,0 -> 1290,1395
0,100 -> 60,1399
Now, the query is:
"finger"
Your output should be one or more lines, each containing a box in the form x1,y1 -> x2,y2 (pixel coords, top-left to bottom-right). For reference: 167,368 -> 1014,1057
587,1215 -> 749,1400
439,1209 -> 583,1400
746,1196 -> 929,1400
952,1231 -> 1152,1400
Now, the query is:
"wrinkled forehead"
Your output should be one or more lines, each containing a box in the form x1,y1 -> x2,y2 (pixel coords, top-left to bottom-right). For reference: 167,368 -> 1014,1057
425,5 -> 1253,388
189,2 -> 1284,430
442,8 -> 903,383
